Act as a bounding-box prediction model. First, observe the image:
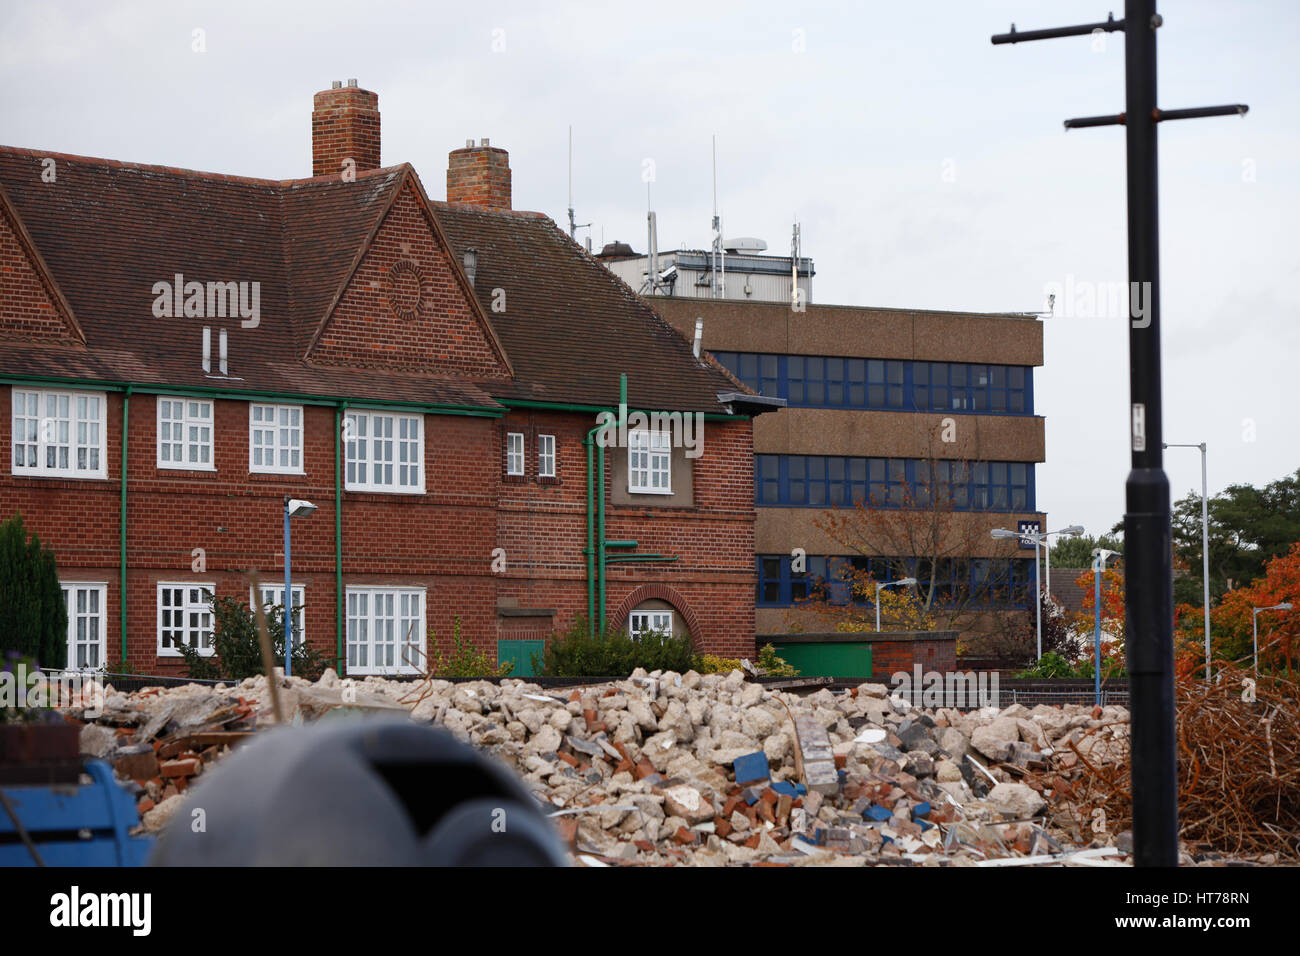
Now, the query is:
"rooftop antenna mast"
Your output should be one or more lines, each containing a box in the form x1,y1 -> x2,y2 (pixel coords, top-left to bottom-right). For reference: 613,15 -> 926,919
567,126 -> 591,249
643,183 -> 666,296
711,136 -> 725,298
791,220 -> 801,307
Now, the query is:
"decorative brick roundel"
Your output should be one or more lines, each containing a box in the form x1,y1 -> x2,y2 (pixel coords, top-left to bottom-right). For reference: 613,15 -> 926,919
386,260 -> 424,320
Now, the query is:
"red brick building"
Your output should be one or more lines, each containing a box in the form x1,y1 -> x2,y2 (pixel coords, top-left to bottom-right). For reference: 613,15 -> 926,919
0,81 -> 774,677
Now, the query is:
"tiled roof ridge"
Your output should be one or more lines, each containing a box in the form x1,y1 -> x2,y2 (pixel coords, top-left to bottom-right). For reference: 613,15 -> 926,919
428,199 -> 551,219
0,144 -> 404,189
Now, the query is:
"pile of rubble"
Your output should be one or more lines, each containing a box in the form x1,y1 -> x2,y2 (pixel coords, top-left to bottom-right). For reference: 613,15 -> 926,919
66,668 -> 1137,866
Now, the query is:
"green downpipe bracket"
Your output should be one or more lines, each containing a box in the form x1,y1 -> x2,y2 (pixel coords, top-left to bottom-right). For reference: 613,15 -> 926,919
118,386 -> 132,664
335,402 -> 346,673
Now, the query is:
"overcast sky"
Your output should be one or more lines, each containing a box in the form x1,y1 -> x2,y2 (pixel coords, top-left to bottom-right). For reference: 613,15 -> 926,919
2,0 -> 1295,540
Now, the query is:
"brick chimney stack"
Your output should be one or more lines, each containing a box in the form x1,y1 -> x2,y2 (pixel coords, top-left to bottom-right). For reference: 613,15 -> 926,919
446,139 -> 512,211
312,79 -> 380,179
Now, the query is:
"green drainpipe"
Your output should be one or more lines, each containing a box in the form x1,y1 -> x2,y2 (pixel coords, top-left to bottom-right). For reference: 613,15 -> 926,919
584,429 -> 595,631
598,374 -> 628,631
335,402 -> 347,673
118,386 -> 132,664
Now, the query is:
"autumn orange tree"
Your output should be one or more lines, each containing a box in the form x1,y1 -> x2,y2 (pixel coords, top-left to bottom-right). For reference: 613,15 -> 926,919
1072,562 -> 1127,673
1176,541 -> 1300,678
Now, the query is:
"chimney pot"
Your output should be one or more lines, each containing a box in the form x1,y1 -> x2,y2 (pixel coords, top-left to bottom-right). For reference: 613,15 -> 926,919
312,81 -> 380,178
447,139 -> 512,212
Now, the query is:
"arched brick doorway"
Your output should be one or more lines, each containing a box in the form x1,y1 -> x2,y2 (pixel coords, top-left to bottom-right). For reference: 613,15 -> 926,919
610,584 -> 703,640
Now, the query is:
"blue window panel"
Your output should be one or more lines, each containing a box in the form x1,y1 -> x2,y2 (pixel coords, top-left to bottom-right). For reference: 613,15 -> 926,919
708,350 -> 1033,415
756,455 -> 1036,513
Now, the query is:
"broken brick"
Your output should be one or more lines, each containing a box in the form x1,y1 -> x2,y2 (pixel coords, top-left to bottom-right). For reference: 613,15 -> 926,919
160,758 -> 200,778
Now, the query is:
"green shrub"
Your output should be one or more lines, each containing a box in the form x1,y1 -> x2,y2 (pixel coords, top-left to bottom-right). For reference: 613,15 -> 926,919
1013,650 -> 1126,679
694,653 -> 744,674
757,643 -> 799,677
0,513 -> 67,669
429,616 -> 513,677
179,593 -> 327,682
534,617 -> 697,677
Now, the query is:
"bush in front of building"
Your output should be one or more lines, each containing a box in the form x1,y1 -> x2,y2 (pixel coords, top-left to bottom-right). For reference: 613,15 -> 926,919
0,513 -> 67,670
534,617 -> 697,677
756,643 -> 799,677
694,653 -> 744,674
428,616 -> 513,678
180,593 -> 328,682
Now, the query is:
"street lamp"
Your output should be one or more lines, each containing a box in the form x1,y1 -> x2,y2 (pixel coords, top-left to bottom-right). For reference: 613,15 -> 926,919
1251,603 -> 1293,675
1165,442 -> 1212,681
283,497 -> 317,676
876,577 -> 918,632
1092,548 -> 1121,706
1043,524 -> 1085,605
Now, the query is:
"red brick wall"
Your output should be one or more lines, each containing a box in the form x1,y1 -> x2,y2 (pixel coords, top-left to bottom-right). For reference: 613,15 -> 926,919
1,388 -> 759,673
492,409 -> 757,659
871,635 -> 958,680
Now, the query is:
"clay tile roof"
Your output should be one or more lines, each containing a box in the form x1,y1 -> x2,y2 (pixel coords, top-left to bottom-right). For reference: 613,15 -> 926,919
0,147 -> 498,409
431,202 -> 743,413
0,145 -> 747,414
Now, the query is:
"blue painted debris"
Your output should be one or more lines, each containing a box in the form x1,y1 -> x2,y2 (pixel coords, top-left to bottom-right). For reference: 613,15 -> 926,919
0,760 -> 154,866
770,780 -> 805,798
733,751 -> 770,786
865,805 -> 892,821
913,801 -> 931,818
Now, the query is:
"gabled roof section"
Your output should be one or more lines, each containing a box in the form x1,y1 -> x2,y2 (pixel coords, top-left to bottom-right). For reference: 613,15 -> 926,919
0,181 -> 85,345
0,147 -> 503,410
301,167 -> 512,379
431,202 -> 747,414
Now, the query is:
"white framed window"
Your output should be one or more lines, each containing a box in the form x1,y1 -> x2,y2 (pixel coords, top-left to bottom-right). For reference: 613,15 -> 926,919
628,429 -> 672,494
538,434 -> 556,478
61,582 -> 107,670
250,403 -> 303,474
629,610 -> 673,640
506,431 -> 524,476
345,586 -> 426,675
157,583 -> 215,656
345,410 -> 424,493
251,583 -> 306,643
11,388 -> 107,479
158,397 -> 214,470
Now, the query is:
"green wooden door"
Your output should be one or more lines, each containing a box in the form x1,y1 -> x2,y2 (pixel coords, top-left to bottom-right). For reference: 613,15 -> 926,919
496,639 -> 545,678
